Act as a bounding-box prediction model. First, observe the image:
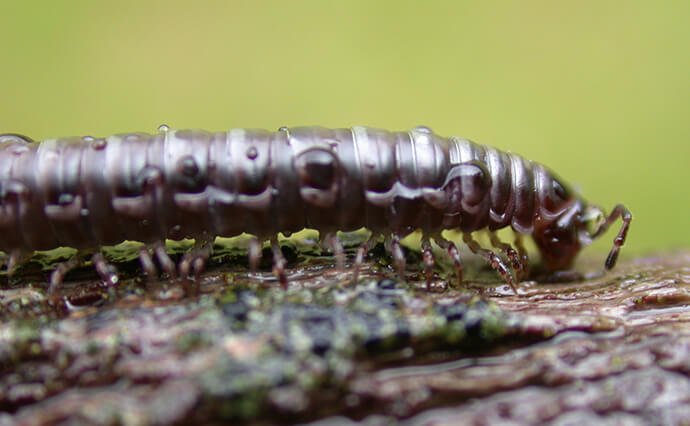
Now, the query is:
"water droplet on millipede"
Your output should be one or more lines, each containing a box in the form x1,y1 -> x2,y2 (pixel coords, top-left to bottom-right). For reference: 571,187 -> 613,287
91,139 -> 107,150
158,124 -> 170,132
80,208 -> 90,216
414,126 -> 432,134
278,126 -> 288,132
246,146 -> 258,159
82,136 -> 95,142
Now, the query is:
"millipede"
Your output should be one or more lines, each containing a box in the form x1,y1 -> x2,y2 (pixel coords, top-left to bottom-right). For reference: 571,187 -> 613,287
0,125 -> 631,294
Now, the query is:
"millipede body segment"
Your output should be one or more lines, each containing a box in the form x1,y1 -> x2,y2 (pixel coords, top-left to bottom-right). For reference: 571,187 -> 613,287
0,126 -> 631,293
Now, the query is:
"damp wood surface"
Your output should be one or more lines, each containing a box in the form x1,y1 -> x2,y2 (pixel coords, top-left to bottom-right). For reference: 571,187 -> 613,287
0,244 -> 689,425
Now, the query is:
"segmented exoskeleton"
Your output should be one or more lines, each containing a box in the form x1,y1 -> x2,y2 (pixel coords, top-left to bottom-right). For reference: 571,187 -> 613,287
0,126 -> 631,294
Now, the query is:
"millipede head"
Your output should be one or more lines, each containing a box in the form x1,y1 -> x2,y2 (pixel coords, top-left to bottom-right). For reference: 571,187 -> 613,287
533,198 -> 632,273
532,198 -> 586,271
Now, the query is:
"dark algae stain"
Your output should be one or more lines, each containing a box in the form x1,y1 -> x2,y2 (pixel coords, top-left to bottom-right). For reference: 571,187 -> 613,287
1,246 -> 689,424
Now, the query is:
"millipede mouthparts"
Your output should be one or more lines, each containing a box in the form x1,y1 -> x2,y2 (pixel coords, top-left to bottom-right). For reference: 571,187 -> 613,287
0,126 -> 631,294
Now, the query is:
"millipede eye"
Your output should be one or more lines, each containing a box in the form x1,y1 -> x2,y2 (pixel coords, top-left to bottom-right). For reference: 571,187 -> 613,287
295,148 -> 338,190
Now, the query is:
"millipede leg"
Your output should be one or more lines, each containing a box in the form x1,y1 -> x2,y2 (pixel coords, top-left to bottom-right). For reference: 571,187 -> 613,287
7,250 -> 29,277
324,233 -> 345,272
352,246 -> 366,284
386,234 -> 406,281
179,239 -> 213,282
248,238 -> 262,272
463,233 -> 517,294
48,256 -> 81,295
434,237 -> 463,286
91,252 -> 119,286
352,235 -> 376,285
138,247 -> 158,280
421,237 -> 435,289
489,232 -> 524,282
514,234 -> 530,279
591,204 -> 632,270
192,253 -> 209,282
271,236 -> 287,289
153,242 -> 177,280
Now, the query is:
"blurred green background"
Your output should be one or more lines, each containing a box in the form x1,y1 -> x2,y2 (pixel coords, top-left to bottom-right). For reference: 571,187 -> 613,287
0,1 -> 687,255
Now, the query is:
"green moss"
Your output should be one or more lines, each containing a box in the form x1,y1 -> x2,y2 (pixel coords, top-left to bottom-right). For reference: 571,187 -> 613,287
176,331 -> 212,354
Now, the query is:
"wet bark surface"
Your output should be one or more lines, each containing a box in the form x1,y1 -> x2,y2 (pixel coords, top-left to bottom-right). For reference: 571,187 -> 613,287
1,240 -> 688,425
